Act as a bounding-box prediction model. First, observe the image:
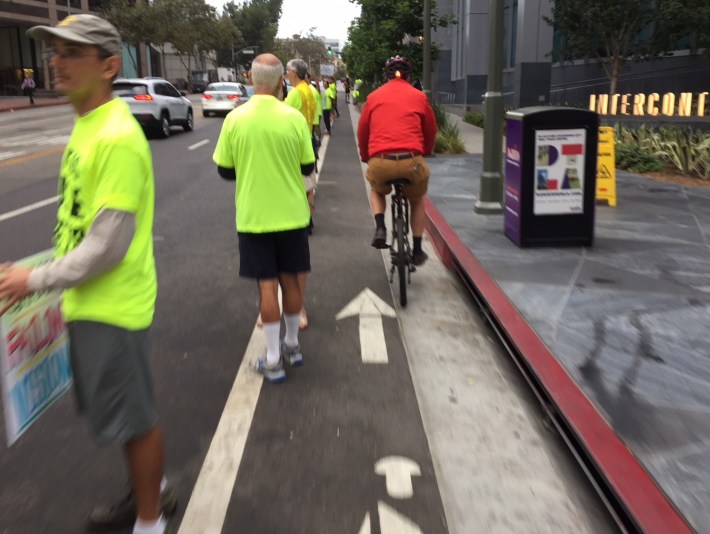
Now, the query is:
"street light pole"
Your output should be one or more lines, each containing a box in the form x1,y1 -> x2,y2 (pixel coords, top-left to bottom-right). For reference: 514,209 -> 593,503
423,0 -> 431,93
474,0 -> 505,214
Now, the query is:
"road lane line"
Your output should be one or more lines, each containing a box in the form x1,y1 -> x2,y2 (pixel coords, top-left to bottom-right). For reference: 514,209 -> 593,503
178,325 -> 264,533
0,151 -> 26,162
0,196 -> 59,223
0,146 -> 65,168
188,139 -> 209,151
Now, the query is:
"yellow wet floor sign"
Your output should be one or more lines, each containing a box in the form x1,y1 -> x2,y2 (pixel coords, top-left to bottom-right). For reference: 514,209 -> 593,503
596,126 -> 617,206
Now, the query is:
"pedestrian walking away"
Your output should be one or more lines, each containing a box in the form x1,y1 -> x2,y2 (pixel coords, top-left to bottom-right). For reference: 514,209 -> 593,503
213,53 -> 315,384
0,14 -> 175,534
357,55 -> 438,267
344,77 -> 350,103
21,74 -> 36,105
322,79 -> 333,135
285,58 -> 319,329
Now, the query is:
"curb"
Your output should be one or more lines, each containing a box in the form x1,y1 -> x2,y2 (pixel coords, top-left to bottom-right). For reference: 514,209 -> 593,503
0,100 -> 69,113
423,196 -> 693,534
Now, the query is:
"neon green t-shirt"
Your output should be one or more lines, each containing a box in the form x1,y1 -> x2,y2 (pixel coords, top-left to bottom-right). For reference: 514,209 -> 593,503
310,84 -> 322,125
212,94 -> 314,233
56,98 -> 156,330
285,80 -> 316,127
324,85 -> 334,110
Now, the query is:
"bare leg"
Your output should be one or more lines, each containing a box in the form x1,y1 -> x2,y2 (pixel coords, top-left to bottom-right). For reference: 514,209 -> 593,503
409,196 -> 426,237
297,272 -> 308,328
124,426 -> 164,522
370,189 -> 386,218
258,279 -> 280,323
278,273 -> 302,316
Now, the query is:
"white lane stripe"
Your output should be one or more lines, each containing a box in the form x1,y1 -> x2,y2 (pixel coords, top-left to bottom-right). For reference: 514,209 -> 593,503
188,139 -> 209,151
178,324 -> 264,534
0,151 -> 27,162
0,196 -> 58,223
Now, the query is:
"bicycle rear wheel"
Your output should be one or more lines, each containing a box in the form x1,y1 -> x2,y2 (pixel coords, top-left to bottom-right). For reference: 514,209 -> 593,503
396,217 -> 407,307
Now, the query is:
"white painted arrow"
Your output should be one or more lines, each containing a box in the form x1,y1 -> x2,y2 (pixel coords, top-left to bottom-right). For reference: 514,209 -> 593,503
375,456 -> 421,499
336,288 -> 396,364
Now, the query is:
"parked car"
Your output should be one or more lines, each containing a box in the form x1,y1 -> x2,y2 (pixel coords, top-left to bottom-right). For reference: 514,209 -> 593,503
190,78 -> 209,93
201,82 -> 249,117
112,77 -> 193,138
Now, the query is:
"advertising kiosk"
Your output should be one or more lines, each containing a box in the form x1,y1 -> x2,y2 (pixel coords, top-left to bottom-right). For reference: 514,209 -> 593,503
504,107 -> 599,247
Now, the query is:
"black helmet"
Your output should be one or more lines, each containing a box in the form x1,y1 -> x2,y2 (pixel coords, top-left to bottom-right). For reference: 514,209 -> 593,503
384,55 -> 412,80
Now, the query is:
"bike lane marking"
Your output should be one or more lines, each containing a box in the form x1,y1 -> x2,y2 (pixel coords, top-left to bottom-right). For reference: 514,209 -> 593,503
336,288 -> 395,364
187,139 -> 209,151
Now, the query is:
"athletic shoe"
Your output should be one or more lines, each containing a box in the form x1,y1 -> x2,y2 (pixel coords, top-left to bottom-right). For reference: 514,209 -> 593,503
281,341 -> 304,367
371,227 -> 388,249
412,250 -> 429,266
85,485 -> 177,532
255,357 -> 287,383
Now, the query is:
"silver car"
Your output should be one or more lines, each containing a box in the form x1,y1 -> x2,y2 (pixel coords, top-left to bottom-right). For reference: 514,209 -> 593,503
201,82 -> 249,117
112,77 -> 194,138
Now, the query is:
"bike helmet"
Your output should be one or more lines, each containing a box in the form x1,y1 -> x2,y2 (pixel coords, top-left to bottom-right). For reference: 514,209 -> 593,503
384,55 -> 412,80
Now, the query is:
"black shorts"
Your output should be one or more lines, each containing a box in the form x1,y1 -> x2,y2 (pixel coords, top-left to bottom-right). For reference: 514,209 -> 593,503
238,227 -> 310,279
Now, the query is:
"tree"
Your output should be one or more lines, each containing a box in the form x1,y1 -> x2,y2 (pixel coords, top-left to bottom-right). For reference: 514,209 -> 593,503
274,33 -> 330,77
224,0 -> 283,56
545,0 -> 708,95
341,0 -> 452,85
101,0 -> 154,75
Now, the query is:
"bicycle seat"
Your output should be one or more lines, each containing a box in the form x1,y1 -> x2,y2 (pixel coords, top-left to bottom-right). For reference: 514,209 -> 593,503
385,178 -> 411,186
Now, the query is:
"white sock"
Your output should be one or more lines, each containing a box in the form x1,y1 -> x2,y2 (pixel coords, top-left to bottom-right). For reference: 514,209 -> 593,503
160,476 -> 167,493
133,514 -> 166,534
283,313 -> 300,347
263,322 -> 281,366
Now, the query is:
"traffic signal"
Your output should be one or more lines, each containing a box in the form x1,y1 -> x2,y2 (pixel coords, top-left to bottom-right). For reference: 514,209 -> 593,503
327,46 -> 333,55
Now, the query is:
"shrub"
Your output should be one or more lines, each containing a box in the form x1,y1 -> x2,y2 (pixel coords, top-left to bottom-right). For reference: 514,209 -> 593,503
463,111 -> 485,128
615,143 -> 662,174
435,123 -> 466,154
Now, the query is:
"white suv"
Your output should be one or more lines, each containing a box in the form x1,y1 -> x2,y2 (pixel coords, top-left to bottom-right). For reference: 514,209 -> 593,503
112,77 -> 193,138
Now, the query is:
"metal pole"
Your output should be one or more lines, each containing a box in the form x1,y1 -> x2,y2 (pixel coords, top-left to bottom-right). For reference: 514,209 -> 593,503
423,0 -> 431,93
474,0 -> 505,214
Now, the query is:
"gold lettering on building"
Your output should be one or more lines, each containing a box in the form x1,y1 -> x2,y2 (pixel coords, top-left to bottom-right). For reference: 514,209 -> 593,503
589,91 -> 708,117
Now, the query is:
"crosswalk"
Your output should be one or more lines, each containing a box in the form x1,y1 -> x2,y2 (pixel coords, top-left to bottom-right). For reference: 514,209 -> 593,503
0,128 -> 71,162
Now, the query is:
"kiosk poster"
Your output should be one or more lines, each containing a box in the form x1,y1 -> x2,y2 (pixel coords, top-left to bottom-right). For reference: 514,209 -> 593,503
504,119 -> 524,244
534,129 -> 586,215
0,250 -> 71,446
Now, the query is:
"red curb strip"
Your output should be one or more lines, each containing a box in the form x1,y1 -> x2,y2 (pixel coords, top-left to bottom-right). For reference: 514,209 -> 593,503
423,197 -> 694,534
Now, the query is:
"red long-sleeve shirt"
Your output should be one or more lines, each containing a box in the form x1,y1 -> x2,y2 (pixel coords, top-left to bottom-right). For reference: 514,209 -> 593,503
357,79 -> 438,162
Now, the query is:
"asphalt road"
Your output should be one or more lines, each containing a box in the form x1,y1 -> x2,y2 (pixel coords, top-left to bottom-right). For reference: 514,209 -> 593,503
0,96 -> 616,534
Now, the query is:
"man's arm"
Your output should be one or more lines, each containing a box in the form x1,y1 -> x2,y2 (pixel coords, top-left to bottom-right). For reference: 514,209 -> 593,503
422,101 -> 438,156
357,103 -> 371,161
0,209 -> 135,315
29,208 -> 135,291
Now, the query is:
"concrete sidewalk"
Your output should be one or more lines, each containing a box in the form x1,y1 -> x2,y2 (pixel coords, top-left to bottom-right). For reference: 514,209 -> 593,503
424,117 -> 708,532
0,96 -> 69,112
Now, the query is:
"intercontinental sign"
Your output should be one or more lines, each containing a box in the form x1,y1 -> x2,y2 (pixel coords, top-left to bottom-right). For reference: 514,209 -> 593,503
589,92 -> 708,117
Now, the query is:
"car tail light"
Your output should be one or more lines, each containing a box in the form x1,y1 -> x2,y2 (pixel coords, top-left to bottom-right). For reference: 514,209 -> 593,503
133,94 -> 153,101
202,94 -> 213,100
227,94 -> 239,100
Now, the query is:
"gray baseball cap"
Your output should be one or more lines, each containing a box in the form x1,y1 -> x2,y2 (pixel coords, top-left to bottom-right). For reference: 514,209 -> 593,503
27,14 -> 122,57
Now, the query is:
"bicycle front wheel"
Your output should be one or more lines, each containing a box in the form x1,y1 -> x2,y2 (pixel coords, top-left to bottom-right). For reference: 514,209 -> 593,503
396,217 -> 407,307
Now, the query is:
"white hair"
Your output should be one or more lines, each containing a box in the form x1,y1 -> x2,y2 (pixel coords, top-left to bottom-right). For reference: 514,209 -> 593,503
251,58 -> 284,88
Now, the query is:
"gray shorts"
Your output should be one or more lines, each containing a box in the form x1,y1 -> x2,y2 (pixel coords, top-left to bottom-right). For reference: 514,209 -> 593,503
68,321 -> 157,445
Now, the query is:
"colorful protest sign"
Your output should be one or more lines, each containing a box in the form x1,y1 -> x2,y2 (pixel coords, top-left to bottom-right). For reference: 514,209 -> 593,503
0,250 -> 71,445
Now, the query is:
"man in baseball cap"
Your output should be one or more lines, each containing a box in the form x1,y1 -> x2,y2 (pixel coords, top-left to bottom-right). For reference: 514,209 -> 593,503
1,13 -> 176,534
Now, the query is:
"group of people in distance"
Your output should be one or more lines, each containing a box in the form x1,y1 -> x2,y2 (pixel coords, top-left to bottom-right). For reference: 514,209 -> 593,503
0,13 -> 437,534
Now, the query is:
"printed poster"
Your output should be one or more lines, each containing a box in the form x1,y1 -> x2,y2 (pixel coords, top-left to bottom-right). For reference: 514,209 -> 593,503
0,250 -> 71,446
534,129 -> 586,215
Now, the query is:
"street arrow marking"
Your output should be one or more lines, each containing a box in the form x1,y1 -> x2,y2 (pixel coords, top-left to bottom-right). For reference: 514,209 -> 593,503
358,503 -> 423,534
375,456 -> 421,499
336,288 -> 396,364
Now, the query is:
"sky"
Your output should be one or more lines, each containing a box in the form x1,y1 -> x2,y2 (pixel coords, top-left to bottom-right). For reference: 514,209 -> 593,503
206,0 -> 362,45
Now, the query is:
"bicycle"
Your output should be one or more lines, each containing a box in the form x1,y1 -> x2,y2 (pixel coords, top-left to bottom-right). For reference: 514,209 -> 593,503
386,178 -> 416,307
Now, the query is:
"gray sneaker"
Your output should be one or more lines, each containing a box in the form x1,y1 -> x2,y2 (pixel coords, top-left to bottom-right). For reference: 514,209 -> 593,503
85,485 -> 177,532
255,357 -> 287,383
280,341 -> 304,367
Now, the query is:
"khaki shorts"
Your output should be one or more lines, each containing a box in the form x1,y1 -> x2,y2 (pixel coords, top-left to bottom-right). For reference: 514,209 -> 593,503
366,154 -> 430,198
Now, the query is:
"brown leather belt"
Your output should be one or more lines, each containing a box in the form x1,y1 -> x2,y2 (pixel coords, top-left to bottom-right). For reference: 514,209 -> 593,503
378,152 -> 418,160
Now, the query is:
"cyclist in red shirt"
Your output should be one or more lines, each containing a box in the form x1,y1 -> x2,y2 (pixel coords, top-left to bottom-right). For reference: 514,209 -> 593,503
357,56 -> 437,266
